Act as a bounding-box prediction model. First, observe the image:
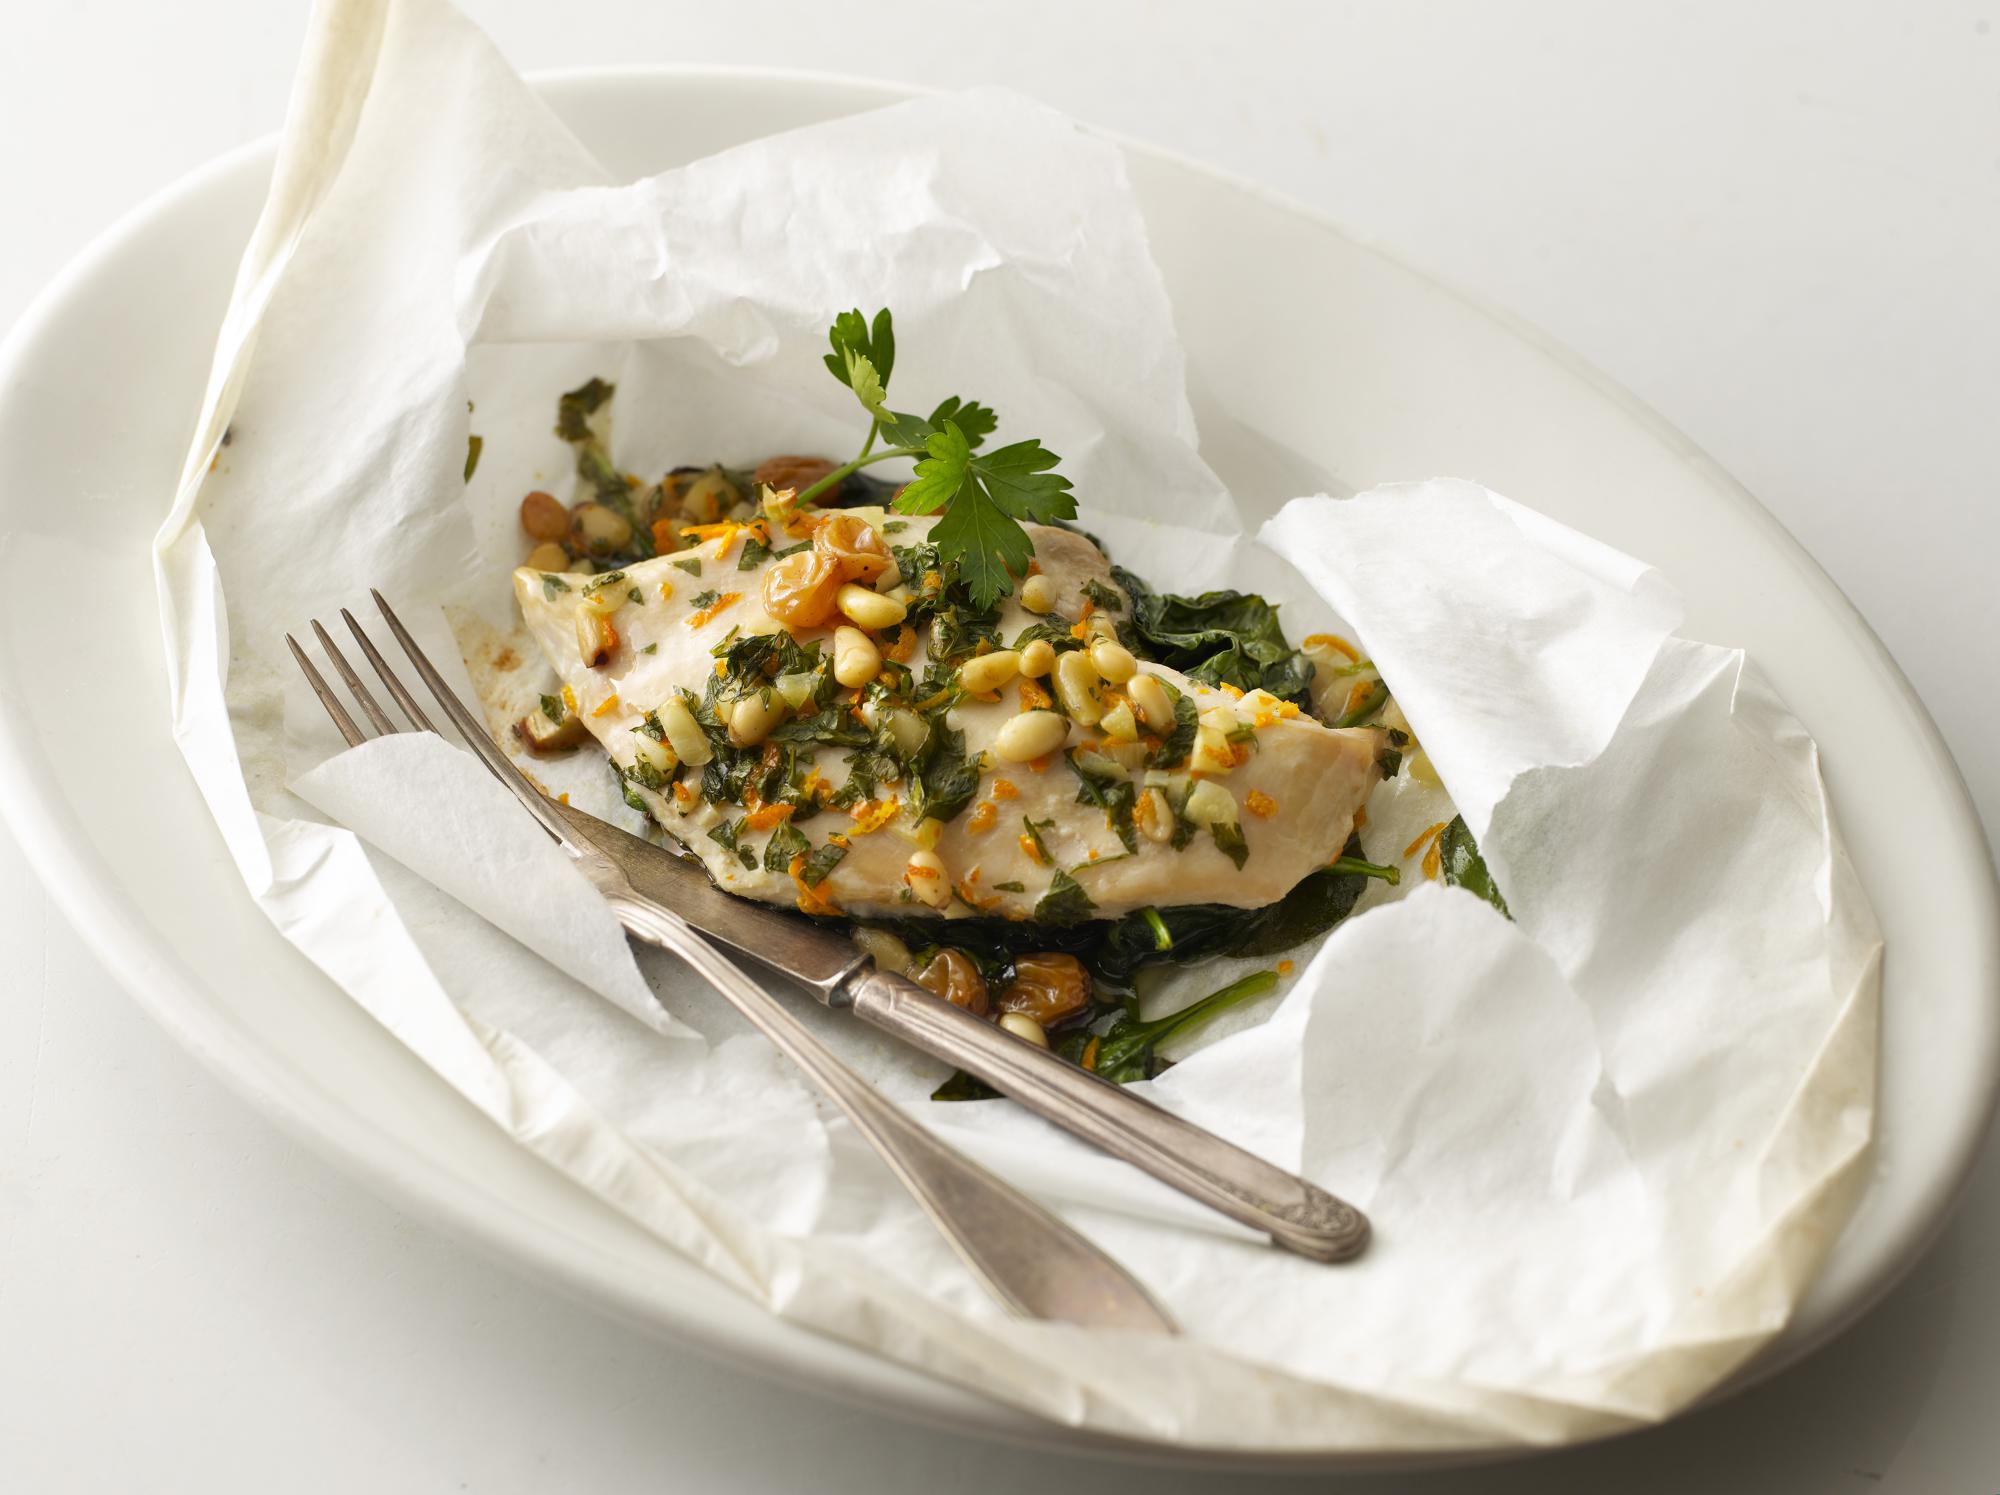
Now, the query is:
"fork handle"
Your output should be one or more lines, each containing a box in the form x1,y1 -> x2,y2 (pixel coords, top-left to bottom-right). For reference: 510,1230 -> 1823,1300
604,894 -> 1175,1334
844,970 -> 1370,1263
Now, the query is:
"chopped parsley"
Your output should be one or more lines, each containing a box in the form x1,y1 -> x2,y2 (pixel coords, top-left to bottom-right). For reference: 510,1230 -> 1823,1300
670,557 -> 703,577
798,841 -> 847,888
1033,868 -> 1098,926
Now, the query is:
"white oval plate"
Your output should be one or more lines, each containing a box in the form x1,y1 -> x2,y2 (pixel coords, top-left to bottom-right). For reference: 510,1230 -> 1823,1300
1,69 -> 1994,1470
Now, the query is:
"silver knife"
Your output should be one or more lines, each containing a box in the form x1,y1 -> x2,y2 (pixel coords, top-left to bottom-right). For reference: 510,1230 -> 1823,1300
544,797 -> 1370,1262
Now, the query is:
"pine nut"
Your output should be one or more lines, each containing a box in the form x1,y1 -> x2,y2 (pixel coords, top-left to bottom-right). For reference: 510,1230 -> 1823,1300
573,502 -> 632,554
999,1012 -> 1050,1047
994,710 -> 1070,762
575,610 -> 618,668
1127,672 -> 1173,730
524,542 -> 571,573
1137,787 -> 1173,842
832,625 -> 882,687
836,582 -> 907,630
1019,573 -> 1058,614
1055,649 -> 1103,725
958,649 -> 1021,695
1018,639 -> 1056,678
905,849 -> 951,908
728,689 -> 786,747
1088,638 -> 1137,683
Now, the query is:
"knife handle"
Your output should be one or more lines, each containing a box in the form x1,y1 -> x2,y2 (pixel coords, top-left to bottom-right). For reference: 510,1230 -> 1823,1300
845,969 -> 1370,1263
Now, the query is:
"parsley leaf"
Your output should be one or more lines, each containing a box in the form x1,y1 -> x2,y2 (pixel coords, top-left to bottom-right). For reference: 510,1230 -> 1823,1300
763,821 -> 812,874
798,841 -> 847,888
824,309 -> 895,412
1034,868 -> 1098,926
901,425 -> 1075,608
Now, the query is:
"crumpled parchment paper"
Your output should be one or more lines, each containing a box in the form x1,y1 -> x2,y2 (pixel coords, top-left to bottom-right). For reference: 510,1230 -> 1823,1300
151,0 -> 1881,1450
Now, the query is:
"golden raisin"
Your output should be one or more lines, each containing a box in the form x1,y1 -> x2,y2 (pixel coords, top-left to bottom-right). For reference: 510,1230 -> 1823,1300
759,549 -> 844,629
996,954 -> 1090,1026
812,511 -> 893,583
916,948 -> 989,1017
755,455 -> 841,501
519,490 -> 568,542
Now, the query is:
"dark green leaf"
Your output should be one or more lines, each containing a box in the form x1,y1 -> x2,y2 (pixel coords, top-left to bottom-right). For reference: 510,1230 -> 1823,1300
707,818 -> 757,870
1209,820 -> 1250,869
931,1069 -> 1001,1102
1439,816 -> 1510,916
1034,868 -> 1097,926
1114,566 -> 1315,706
1148,687 -> 1199,769
762,821 -> 811,874
798,840 -> 847,887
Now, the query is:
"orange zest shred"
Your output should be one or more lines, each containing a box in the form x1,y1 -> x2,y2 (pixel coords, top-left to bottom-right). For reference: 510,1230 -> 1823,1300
1353,806 -> 1369,830
1303,632 -> 1360,661
671,782 -> 696,808
557,792 -> 570,805
1342,679 -> 1377,717
1277,959 -> 1295,975
967,802 -> 997,834
1018,833 -> 1045,865
1218,681 -> 1245,699
590,694 -> 621,718
1403,820 -> 1449,861
687,591 -> 741,628
1422,839 -> 1444,882
884,626 -> 917,663
1245,790 -> 1277,818
789,855 -> 840,916
745,803 -> 794,832
651,519 -> 681,553
990,778 -> 1019,800
657,579 -> 675,603
905,862 -> 942,882
1069,619 -> 1091,641
1017,678 -> 1052,711
847,798 -> 900,835
1080,1036 -> 1100,1071
1026,753 -> 1052,773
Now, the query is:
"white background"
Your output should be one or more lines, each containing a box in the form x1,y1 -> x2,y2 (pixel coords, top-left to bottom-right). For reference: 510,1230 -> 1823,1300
3,2 -> 1997,1489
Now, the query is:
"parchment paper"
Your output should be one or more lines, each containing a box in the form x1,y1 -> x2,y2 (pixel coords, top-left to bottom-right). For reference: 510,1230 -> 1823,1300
152,0 -> 1881,1450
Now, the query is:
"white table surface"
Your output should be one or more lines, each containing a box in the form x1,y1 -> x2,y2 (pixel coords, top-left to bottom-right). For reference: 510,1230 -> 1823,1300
4,2 -> 1996,1489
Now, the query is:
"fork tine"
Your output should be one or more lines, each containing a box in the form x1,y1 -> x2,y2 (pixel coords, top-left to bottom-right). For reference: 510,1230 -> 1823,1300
311,619 -> 398,737
287,633 -> 367,749
340,607 -> 438,736
368,590 -> 574,848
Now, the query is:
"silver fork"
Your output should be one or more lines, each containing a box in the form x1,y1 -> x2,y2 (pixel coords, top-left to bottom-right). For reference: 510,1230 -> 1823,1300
287,603 -> 1175,1334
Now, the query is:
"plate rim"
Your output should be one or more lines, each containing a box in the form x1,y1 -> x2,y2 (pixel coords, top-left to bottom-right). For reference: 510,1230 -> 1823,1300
0,62 -> 1994,1468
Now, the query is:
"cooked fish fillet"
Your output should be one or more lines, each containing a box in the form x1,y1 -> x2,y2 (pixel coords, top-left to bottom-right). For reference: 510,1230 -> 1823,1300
515,512 -> 1379,921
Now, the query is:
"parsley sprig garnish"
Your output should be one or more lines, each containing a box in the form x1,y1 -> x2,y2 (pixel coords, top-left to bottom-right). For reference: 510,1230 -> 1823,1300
795,308 -> 1075,607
